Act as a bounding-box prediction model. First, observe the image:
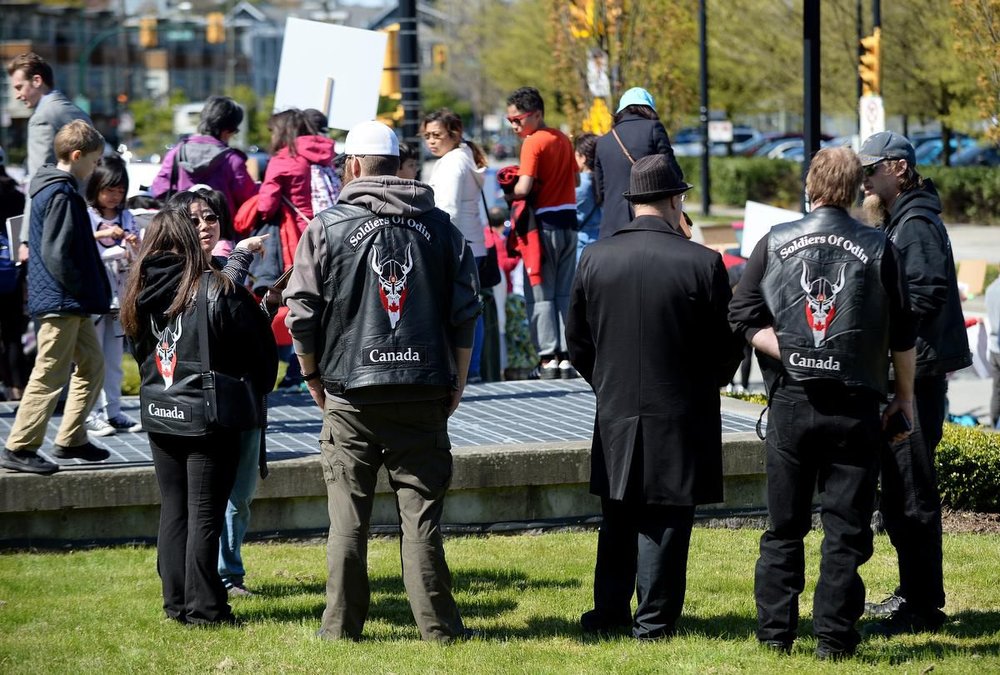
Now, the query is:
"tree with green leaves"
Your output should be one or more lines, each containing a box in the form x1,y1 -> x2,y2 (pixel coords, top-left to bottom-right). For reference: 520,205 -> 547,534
951,0 -> 1000,142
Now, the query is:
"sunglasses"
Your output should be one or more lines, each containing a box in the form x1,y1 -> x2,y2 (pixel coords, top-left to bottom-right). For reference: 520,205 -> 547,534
506,111 -> 533,125
190,213 -> 219,225
863,160 -> 885,177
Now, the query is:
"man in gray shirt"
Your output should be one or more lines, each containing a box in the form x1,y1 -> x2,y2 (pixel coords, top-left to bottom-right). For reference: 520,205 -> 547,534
7,52 -> 92,260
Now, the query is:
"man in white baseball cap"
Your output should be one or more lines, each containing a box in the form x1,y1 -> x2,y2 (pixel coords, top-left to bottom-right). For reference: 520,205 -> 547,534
283,119 -> 480,643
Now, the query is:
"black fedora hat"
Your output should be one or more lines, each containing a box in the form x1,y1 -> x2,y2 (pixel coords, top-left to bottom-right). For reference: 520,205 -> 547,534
623,154 -> 693,203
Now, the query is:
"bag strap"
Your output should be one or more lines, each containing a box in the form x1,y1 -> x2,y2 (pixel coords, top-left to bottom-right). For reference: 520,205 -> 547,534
168,142 -> 184,193
282,195 -> 310,225
196,271 -> 212,374
611,128 -> 636,165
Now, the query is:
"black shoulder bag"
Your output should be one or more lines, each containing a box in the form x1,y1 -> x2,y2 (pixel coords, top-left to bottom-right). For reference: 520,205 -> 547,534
477,190 -> 502,288
197,272 -> 262,431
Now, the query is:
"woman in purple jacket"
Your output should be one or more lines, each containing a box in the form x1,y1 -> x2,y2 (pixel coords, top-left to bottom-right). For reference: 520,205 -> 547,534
150,96 -> 258,216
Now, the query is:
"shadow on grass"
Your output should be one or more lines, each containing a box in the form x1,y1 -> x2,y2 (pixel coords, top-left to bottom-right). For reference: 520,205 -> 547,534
243,566 -> 575,626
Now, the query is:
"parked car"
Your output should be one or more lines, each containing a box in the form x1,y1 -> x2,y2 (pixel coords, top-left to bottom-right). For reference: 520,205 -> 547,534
949,143 -> 1000,167
671,125 -> 760,156
915,137 -> 978,165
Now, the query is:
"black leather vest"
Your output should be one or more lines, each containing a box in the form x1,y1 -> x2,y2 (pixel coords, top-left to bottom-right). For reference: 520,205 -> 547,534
316,204 -> 460,394
138,281 -> 215,436
761,208 -> 890,395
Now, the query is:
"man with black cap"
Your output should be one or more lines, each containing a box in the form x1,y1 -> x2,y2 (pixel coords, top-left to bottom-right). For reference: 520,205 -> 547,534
857,131 -> 971,636
283,120 -> 480,643
567,154 -> 741,640
730,146 -> 917,659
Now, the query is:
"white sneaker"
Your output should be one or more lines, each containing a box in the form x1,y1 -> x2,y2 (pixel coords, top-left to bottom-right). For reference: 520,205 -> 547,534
108,413 -> 143,433
558,359 -> 578,379
85,416 -> 116,437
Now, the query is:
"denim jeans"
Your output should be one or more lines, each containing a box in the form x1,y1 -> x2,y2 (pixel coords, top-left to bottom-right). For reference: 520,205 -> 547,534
755,383 -> 880,653
218,427 -> 262,588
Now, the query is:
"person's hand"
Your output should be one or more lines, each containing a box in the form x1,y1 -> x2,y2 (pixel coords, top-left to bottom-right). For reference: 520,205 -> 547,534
306,377 -> 325,410
882,397 -> 914,445
448,383 -> 465,416
236,232 -> 271,254
17,244 -> 28,263
263,288 -> 282,316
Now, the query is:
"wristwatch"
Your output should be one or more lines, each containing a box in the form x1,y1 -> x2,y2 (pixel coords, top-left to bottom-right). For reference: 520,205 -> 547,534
302,370 -> 321,382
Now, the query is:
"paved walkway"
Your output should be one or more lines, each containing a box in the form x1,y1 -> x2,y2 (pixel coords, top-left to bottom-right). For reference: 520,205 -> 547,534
0,380 -> 763,473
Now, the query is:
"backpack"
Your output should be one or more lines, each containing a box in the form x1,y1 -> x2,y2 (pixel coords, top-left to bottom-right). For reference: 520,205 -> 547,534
310,164 -> 341,216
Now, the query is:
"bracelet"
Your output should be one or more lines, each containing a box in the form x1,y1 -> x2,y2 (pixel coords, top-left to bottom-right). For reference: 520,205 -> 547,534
302,370 -> 321,382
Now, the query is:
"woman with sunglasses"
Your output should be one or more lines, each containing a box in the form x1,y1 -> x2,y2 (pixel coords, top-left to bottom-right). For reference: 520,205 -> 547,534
120,207 -> 276,625
422,108 -> 489,381
166,188 -> 273,598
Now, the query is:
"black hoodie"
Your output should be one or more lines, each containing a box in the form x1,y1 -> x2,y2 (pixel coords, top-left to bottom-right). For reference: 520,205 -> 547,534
133,252 -> 278,406
884,179 -> 972,376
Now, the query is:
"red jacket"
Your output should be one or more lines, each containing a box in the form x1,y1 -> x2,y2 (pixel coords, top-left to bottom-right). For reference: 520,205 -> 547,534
258,135 -> 336,225
496,165 -> 543,287
234,193 -> 299,271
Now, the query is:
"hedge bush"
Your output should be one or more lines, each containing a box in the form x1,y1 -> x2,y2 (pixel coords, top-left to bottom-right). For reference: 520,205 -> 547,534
677,156 -> 1000,225
677,156 -> 802,211
936,423 -> 1000,513
922,166 -> 1000,226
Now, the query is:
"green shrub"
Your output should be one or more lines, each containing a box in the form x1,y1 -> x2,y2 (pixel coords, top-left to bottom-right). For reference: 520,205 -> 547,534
936,423 -> 1000,512
923,166 -> 1000,225
677,156 -> 802,211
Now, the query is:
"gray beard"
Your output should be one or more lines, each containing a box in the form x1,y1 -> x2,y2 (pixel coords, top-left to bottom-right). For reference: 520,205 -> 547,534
862,194 -> 890,227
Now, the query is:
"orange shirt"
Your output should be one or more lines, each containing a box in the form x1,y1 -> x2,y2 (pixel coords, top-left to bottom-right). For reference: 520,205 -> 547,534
519,127 -> 576,211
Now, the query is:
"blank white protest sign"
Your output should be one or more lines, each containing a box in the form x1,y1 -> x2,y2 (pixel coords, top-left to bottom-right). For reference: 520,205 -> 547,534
273,18 -> 388,132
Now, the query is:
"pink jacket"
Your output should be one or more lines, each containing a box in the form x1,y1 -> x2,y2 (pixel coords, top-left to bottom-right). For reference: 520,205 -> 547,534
258,135 -> 336,224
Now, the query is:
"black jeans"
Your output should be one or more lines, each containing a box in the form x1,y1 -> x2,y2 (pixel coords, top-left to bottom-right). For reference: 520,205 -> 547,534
755,383 -> 880,652
879,374 -> 947,611
151,431 -> 240,625
592,498 -> 695,639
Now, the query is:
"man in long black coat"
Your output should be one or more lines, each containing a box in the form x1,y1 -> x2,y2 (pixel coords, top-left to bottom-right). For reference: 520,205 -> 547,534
567,154 -> 741,640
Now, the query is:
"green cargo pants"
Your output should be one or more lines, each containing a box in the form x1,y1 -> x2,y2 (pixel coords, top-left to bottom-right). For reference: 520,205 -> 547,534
316,396 -> 464,642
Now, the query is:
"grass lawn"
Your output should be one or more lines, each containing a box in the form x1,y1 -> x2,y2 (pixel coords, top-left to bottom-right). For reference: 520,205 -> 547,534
2,529 -> 1000,673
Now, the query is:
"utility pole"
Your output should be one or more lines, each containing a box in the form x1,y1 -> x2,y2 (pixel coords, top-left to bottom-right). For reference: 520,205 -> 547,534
698,0 -> 710,216
802,0 -> 820,213
398,0 -> 420,148
856,0 -> 863,135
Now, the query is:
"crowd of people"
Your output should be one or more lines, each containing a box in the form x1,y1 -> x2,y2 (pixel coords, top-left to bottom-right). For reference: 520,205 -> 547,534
0,51 -> 976,659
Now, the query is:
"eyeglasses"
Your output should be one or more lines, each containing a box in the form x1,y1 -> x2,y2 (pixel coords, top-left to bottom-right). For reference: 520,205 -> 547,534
506,111 -> 533,126
863,160 -> 885,177
422,131 -> 447,141
679,193 -> 687,202
190,213 -> 219,225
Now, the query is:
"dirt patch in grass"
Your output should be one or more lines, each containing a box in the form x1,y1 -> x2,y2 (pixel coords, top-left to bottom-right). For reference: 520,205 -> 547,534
941,509 -> 1000,534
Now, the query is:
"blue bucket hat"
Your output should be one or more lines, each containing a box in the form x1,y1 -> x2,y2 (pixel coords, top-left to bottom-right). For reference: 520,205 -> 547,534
616,87 -> 656,114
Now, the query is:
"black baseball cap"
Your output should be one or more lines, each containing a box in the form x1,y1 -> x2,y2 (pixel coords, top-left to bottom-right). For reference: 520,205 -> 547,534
858,131 -> 916,167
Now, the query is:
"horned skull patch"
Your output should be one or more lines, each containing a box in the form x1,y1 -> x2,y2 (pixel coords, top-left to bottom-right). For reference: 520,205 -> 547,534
371,243 -> 413,330
151,316 -> 183,388
800,262 -> 846,348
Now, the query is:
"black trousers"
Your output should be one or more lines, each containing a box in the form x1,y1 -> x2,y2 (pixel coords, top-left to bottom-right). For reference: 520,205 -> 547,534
879,374 -> 946,611
592,498 -> 695,639
755,383 -> 880,652
151,431 -> 239,625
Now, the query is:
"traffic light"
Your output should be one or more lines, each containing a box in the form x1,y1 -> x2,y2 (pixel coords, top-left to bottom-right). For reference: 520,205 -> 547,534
139,17 -> 157,48
569,0 -> 602,39
207,12 -> 226,45
859,27 -> 881,96
379,23 -> 401,99
432,44 -> 447,74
